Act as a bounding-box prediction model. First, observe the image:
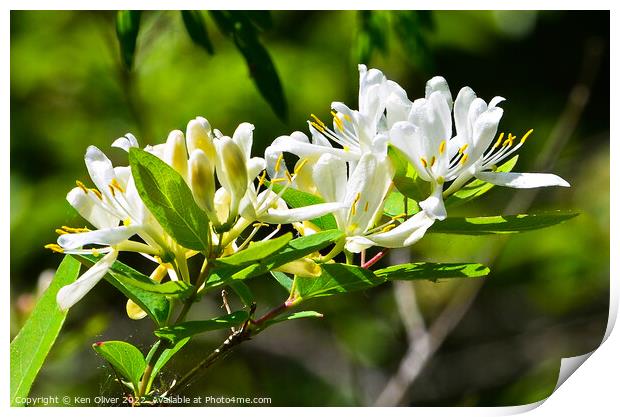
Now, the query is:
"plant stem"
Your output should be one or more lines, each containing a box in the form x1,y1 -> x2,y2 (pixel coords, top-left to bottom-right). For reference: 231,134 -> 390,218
175,259 -> 210,324
362,249 -> 390,269
138,341 -> 167,399
251,298 -> 297,327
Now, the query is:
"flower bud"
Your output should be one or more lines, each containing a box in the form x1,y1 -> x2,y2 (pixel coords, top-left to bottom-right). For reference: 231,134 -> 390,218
186,117 -> 216,161
164,130 -> 188,181
274,258 -> 321,278
189,149 -> 216,223
215,136 -> 248,225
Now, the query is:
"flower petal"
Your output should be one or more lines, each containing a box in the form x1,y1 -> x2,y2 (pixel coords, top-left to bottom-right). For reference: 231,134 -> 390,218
425,76 -> 453,110
84,146 -> 116,198
58,225 -> 141,250
313,154 -> 348,203
232,122 -> 255,162
419,183 -> 447,220
112,133 -> 139,152
475,171 -> 570,188
260,202 -> 346,224
56,250 -> 118,310
66,187 -> 119,230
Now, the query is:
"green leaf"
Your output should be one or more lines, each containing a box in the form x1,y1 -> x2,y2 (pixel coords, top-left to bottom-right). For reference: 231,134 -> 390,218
206,230 -> 344,288
181,11 -> 214,54
10,256 -> 81,406
428,212 -> 579,235
228,281 -> 254,307
75,255 -> 172,326
356,11 -> 390,64
211,11 -> 287,121
388,145 -> 430,202
243,11 -> 273,31
374,262 -> 490,282
92,341 -> 146,393
116,11 -> 141,70
129,148 -> 211,251
445,155 -> 519,207
145,337 -> 190,393
295,263 -> 384,300
383,190 -> 419,218
271,271 -> 293,293
215,233 -> 292,267
269,182 -> 338,230
154,311 -> 250,344
392,11 -> 434,69
263,311 -> 323,328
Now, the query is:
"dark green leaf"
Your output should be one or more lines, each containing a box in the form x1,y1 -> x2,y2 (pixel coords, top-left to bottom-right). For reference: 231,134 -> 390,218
10,256 -> 81,406
92,341 -> 146,393
263,311 -> 323,328
145,337 -> 190,393
116,11 -> 141,70
269,182 -> 338,230
445,155 -> 519,207
229,281 -> 254,307
215,233 -> 291,267
295,263 -> 384,300
393,11 -> 434,69
211,11 -> 287,121
243,11 -> 273,31
428,212 -> 579,235
181,11 -> 214,54
356,11 -> 389,64
154,311 -> 249,344
75,254 -> 172,326
374,262 -> 490,282
129,148 -> 211,251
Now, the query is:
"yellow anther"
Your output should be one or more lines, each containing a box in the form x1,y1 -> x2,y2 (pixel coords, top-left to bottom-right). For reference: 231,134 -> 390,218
108,184 -> 116,196
350,192 -> 361,216
44,244 -> 65,253
520,128 -> 534,144
274,153 -> 284,173
258,170 -> 267,186
343,145 -> 350,152
392,213 -> 407,220
270,177 -> 287,184
502,133 -> 516,147
460,153 -> 469,165
331,111 -> 344,132
430,156 -> 436,167
310,121 -> 325,132
91,188 -> 102,200
252,222 -> 268,228
439,140 -> 446,155
381,224 -> 397,233
110,178 -> 124,193
294,158 -> 308,175
61,225 -> 91,233
55,228 -> 68,235
492,132 -> 505,149
343,114 -> 352,122
91,249 -> 100,257
123,218 -> 131,226
459,143 -> 469,154
310,114 -> 327,128
76,180 -> 88,193
420,158 -> 428,168
364,201 -> 369,212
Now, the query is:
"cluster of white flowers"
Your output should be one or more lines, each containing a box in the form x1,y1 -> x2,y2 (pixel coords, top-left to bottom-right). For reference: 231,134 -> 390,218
49,65 -> 569,312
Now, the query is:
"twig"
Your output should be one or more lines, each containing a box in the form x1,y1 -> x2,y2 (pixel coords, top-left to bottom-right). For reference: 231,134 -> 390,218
362,248 -> 390,269
374,40 -> 602,406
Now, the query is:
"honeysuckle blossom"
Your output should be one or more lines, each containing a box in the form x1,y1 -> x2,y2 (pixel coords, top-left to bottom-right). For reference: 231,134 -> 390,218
388,76 -> 569,220
265,65 -> 392,179
49,143 -> 181,311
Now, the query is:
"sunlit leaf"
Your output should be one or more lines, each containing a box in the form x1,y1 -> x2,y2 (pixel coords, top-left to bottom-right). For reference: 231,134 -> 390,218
214,233 -> 291,267
154,311 -> 249,344
428,212 -> 579,235
10,256 -> 81,406
129,148 -> 211,251
262,311 -> 323,328
92,340 -> 146,393
295,263 -> 383,300
374,262 -> 490,282
116,11 -> 141,70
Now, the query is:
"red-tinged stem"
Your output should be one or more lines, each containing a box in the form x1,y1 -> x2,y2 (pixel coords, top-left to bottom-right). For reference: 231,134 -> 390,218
251,298 -> 297,326
362,249 -> 390,269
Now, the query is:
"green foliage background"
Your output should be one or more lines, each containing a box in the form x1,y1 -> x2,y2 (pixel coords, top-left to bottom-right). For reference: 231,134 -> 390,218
10,10 -> 609,406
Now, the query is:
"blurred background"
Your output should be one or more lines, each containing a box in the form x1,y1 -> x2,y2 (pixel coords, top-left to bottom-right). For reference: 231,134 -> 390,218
10,10 -> 609,406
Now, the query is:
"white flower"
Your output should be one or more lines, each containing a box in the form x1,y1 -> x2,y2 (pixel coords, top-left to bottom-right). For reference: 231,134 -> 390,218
264,65 -> 392,178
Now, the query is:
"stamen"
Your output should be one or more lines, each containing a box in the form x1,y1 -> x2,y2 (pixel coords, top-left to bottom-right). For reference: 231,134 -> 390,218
460,153 -> 469,165
274,153 -> 284,173
294,158 -> 308,175
285,171 -> 293,183
310,114 -> 327,129
310,121 -> 325,132
520,128 -> 534,144
439,141 -> 446,155
61,225 -> 91,233
430,156 -> 436,167
123,218 -> 131,226
380,224 -> 396,233
343,146 -> 350,152
76,180 -> 88,193
258,170 -> 267,187
55,229 -> 68,235
270,177 -> 287,184
391,213 -> 407,220
364,201 -> 369,212
331,111 -> 344,132
350,192 -> 361,216
110,178 -> 124,193
420,157 -> 428,168
44,244 -> 65,253
90,188 -> 103,200
459,144 -> 469,154
492,132 -> 505,149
